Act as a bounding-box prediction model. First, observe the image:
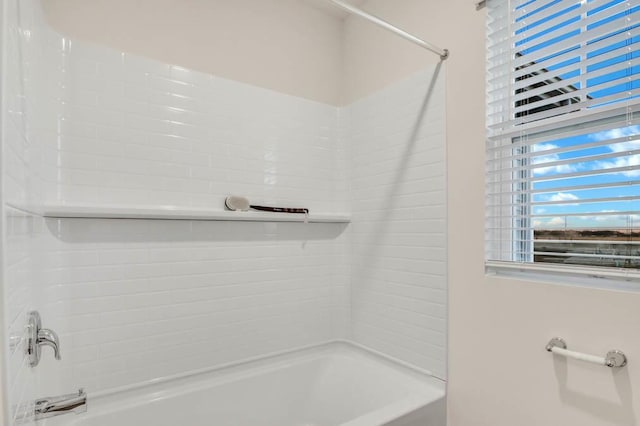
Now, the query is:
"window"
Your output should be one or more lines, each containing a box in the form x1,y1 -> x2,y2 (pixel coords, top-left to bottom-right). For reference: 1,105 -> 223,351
486,0 -> 640,280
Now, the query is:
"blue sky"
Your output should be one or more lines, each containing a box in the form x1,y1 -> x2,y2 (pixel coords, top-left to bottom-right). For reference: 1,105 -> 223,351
530,124 -> 640,229
513,0 -> 640,229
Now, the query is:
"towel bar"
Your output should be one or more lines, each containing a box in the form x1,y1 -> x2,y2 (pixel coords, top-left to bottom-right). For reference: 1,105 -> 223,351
546,337 -> 627,368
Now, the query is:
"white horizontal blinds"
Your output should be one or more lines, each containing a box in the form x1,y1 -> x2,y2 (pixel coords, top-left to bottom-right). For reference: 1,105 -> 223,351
486,0 -> 640,271
488,0 -> 640,135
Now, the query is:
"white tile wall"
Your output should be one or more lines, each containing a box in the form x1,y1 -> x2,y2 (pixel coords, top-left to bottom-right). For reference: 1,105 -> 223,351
2,0 -> 447,409
5,0 -> 353,400
45,39 -> 349,213
4,0 -> 55,211
3,0 -> 50,423
29,15 -> 353,396
4,208 -> 44,425
347,66 -> 447,379
37,219 -> 350,394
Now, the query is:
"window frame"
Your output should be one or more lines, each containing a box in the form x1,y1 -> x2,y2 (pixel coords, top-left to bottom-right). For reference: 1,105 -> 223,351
486,118 -> 640,284
485,0 -> 640,286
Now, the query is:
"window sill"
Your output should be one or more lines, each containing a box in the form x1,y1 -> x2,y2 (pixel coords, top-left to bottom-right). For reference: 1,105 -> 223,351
486,261 -> 640,292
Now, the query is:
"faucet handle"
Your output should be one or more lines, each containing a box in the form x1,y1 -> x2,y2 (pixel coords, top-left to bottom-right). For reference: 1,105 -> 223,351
38,328 -> 61,360
26,311 -> 62,367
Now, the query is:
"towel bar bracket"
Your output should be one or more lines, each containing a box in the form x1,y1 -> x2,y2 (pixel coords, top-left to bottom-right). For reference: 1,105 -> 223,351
546,337 -> 567,352
605,350 -> 627,368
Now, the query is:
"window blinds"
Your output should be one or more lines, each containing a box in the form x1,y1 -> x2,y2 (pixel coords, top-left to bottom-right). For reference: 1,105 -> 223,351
486,0 -> 640,275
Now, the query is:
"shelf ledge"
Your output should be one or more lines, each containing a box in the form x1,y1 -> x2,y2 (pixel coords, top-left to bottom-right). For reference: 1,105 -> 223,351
42,205 -> 351,223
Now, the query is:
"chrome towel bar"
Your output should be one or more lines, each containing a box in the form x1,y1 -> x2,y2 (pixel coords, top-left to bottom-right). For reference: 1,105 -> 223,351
546,337 -> 627,368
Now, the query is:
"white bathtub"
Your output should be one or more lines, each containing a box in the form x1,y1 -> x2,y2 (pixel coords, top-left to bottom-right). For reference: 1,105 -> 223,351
44,342 -> 445,426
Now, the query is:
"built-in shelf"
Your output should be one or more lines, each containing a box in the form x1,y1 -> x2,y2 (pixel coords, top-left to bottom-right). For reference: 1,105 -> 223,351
42,204 -> 351,223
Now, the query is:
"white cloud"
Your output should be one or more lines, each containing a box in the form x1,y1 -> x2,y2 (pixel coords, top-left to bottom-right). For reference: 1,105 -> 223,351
548,192 -> 579,202
574,211 -> 640,225
594,210 -> 619,222
589,126 -> 640,142
534,163 -> 577,176
596,154 -> 640,177
531,143 -> 578,176
609,140 -> 640,153
532,143 -> 560,152
532,217 -> 566,228
548,217 -> 566,226
589,126 -> 640,178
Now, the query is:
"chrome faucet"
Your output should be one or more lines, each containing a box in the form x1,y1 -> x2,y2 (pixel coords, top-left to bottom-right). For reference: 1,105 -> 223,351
37,328 -> 61,359
34,389 -> 87,420
26,311 -> 61,367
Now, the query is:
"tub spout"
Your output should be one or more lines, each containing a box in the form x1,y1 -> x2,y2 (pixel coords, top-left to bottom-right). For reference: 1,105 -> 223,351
34,388 -> 87,420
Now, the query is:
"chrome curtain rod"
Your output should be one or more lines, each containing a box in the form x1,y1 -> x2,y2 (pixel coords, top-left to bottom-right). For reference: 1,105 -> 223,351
326,0 -> 449,60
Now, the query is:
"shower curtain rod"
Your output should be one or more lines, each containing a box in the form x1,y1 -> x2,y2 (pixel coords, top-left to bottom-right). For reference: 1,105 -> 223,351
326,0 -> 449,60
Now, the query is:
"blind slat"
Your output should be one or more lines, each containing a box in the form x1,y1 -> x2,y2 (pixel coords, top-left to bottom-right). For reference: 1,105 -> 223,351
485,180 -> 640,195
512,17 -> 638,69
486,195 -> 640,207
513,1 -> 632,53
513,0 -> 613,44
487,209 -> 639,218
487,133 -> 640,162
488,26 -> 640,84
487,164 -> 640,185
488,88 -> 640,137
487,25 -> 640,77
486,149 -> 640,175
489,112 -> 640,149
507,42 -> 637,91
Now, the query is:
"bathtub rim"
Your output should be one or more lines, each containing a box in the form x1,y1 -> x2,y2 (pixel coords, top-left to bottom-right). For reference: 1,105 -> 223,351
44,339 -> 446,426
88,339 -> 444,400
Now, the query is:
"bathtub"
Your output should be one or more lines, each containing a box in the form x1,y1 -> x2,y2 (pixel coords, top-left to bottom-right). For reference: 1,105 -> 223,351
44,341 -> 445,426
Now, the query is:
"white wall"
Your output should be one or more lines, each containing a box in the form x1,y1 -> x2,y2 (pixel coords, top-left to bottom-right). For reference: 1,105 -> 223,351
2,0 -> 449,419
27,15 -> 352,395
2,0 -> 51,423
41,0 -> 344,105
46,38 -> 348,212
347,67 -> 447,379
1,0 -> 353,417
343,0 -> 640,425
38,219 -> 350,395
3,210 -> 43,426
34,25 -> 446,396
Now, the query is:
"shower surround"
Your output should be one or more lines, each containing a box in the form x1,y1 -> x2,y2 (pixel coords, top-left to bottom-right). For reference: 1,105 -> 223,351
1,0 -> 446,424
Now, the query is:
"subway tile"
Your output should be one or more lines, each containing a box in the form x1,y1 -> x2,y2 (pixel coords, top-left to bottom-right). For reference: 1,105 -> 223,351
348,67 -> 447,379
5,4 -> 446,407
